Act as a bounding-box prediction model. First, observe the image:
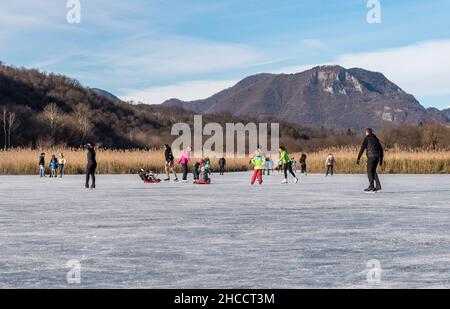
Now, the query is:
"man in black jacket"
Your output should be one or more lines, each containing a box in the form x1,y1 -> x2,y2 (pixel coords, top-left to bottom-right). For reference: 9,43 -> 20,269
164,144 -> 178,182
218,157 -> 226,175
357,128 -> 384,192
39,153 -> 46,177
85,143 -> 97,189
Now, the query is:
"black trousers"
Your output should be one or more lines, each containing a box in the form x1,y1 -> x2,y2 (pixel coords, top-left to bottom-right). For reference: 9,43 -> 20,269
326,165 -> 334,176
192,166 -> 199,180
86,164 -> 97,188
283,162 -> 296,179
219,166 -> 225,175
182,164 -> 188,181
367,157 -> 381,189
300,164 -> 307,174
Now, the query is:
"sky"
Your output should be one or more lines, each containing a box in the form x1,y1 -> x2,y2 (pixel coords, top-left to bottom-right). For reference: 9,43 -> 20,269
1,0 -> 450,109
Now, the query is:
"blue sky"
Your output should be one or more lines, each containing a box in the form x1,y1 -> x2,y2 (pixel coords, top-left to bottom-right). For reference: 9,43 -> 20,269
1,0 -> 450,109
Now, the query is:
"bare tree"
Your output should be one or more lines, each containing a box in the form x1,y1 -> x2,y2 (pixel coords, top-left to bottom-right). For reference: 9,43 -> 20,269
42,103 -> 64,145
422,122 -> 441,150
73,103 -> 93,143
7,112 -> 18,148
2,107 -> 6,150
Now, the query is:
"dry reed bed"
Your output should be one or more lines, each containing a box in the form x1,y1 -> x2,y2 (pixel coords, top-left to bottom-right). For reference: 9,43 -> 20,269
0,148 -> 449,175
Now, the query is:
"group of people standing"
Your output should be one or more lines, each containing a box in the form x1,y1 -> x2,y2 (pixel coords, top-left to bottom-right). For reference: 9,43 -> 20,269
38,143 -> 97,189
249,128 -> 384,192
250,146 -> 299,185
37,128 -> 384,192
163,144 -> 223,184
38,152 -> 66,178
149,128 -> 385,192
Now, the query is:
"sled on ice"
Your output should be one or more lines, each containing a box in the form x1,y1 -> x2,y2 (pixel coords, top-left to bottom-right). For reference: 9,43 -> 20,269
195,179 -> 211,185
138,169 -> 161,184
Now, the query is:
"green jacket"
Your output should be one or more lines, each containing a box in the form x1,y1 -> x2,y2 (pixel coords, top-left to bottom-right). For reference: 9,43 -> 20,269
279,150 -> 290,164
251,156 -> 266,170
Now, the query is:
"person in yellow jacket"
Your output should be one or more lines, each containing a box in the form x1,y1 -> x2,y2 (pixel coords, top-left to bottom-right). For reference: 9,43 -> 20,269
251,151 -> 266,185
279,146 -> 298,184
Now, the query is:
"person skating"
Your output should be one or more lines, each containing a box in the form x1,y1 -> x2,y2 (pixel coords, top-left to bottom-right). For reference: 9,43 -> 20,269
58,153 -> 66,178
299,153 -> 307,176
263,157 -> 271,176
38,153 -> 46,177
178,147 -> 191,183
163,144 -> 178,182
85,143 -> 97,189
357,128 -> 384,192
291,157 -> 297,173
326,153 -> 336,176
279,146 -> 298,184
218,157 -> 226,175
251,151 -> 265,185
204,157 -> 212,175
49,155 -> 58,178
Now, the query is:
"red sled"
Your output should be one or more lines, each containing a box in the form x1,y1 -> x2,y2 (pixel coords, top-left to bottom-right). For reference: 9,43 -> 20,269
196,179 -> 211,185
143,179 -> 162,184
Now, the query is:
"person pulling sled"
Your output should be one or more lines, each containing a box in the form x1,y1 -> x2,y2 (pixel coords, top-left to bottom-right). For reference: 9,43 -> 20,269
163,144 -> 178,182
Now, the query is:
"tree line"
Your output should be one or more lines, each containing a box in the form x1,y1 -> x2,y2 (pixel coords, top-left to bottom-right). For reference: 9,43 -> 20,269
1,62 -> 449,151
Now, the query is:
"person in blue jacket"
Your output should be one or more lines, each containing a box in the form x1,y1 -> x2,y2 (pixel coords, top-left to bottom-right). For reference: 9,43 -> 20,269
49,155 -> 58,178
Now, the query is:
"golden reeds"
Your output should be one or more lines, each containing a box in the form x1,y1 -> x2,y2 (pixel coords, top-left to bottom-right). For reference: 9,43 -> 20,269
0,147 -> 448,175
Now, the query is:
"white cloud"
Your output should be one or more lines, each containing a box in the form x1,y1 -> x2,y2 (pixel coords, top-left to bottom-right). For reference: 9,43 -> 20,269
336,40 -> 450,96
93,36 -> 263,77
120,79 -> 238,104
0,1 -> 62,29
271,63 -> 326,74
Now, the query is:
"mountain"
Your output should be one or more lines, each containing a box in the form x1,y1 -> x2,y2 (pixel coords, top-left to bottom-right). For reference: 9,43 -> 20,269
0,63 -> 333,150
1,62 -> 448,150
90,88 -> 121,103
0,63 -> 183,148
442,108 -> 450,121
162,65 -> 448,130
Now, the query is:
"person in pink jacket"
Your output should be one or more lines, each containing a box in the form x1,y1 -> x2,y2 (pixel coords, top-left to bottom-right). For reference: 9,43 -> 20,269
178,147 -> 191,182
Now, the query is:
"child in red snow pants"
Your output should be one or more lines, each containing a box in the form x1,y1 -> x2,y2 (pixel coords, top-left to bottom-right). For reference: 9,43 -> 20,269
251,169 -> 263,185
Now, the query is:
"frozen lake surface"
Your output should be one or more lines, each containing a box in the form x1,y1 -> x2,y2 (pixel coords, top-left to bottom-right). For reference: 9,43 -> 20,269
0,173 -> 450,288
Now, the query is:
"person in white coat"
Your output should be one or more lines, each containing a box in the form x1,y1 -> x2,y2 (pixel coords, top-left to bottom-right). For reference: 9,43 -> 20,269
326,153 -> 336,176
